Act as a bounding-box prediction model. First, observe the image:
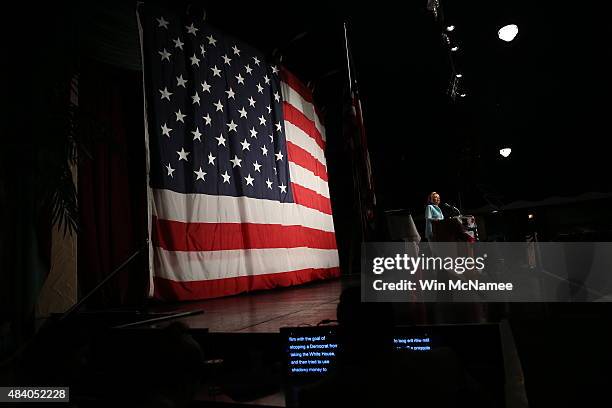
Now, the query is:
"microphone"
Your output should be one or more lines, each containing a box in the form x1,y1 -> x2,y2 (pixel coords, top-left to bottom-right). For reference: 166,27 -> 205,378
443,202 -> 461,216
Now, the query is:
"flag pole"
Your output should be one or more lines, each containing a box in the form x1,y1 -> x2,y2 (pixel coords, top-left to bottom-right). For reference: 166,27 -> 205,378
343,22 -> 353,94
343,21 -> 367,258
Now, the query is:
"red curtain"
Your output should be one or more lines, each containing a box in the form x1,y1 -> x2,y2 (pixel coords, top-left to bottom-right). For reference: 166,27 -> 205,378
77,59 -> 148,308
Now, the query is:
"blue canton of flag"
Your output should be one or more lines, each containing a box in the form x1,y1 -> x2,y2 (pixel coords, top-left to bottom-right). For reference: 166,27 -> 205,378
140,9 -> 292,200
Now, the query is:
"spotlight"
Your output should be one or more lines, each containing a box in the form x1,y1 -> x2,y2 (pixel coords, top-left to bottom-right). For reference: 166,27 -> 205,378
446,25 -> 455,32
455,73 -> 463,78
499,147 -> 512,157
451,46 -> 459,52
498,24 -> 518,42
528,213 -> 534,219
459,93 -> 466,98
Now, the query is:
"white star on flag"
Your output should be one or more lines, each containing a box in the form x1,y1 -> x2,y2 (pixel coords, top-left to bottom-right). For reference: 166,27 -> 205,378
216,133 -> 226,146
177,147 -> 190,161
186,23 -> 198,35
165,163 -> 175,177
161,123 -> 172,137
159,49 -> 171,61
194,167 -> 207,181
230,155 -> 242,167
157,16 -> 169,29
227,120 -> 238,132
176,75 -> 187,87
159,87 -> 172,100
191,127 -> 202,141
175,109 -> 186,122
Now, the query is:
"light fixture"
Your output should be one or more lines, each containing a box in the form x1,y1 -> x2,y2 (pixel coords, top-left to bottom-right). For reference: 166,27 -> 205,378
451,46 -> 459,52
498,24 -> 518,42
446,25 -> 455,32
499,147 -> 512,157
459,93 -> 466,98
528,213 -> 534,219
455,73 -> 462,78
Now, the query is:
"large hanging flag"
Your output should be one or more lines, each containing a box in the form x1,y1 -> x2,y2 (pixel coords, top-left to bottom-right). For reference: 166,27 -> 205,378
137,5 -> 339,300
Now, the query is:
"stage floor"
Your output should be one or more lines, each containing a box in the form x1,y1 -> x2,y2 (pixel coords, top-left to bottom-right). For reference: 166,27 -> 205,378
150,276 -> 356,333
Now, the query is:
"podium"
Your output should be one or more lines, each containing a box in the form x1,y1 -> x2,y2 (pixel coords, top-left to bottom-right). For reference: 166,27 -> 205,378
430,216 -> 484,322
431,216 -> 477,242
430,215 -> 478,261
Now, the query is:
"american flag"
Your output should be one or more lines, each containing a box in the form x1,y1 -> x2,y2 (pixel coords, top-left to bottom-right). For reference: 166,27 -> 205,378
137,5 -> 340,300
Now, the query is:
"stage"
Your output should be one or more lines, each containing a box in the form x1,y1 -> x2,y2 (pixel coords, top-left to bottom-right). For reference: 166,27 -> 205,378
148,276 -> 356,333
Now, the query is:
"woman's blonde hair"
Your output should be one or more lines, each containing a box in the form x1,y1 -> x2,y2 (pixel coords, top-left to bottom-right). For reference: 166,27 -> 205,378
427,191 -> 440,204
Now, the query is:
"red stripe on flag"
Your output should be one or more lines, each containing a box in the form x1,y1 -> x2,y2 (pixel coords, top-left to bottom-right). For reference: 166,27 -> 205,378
153,217 -> 337,251
154,267 -> 342,301
280,67 -> 313,104
291,183 -> 333,215
287,141 -> 328,182
283,102 -> 326,151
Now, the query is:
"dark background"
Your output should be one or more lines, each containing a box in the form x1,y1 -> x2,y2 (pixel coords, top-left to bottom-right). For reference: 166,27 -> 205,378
2,0 -> 611,341
1,5 -> 612,406
196,0 -> 612,211
53,0 -> 612,213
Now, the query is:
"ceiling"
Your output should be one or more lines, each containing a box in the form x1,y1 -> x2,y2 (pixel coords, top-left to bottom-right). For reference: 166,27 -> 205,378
16,0 -> 611,212
198,0 -> 612,210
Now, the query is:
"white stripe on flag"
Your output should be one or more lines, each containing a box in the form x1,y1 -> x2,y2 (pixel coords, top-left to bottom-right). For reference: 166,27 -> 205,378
155,246 -> 340,281
152,188 -> 335,232
285,121 -> 327,167
288,162 -> 330,198
281,81 -> 326,141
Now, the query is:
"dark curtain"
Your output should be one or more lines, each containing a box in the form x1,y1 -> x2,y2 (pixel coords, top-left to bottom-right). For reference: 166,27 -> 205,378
0,3 -> 73,359
77,59 -> 148,308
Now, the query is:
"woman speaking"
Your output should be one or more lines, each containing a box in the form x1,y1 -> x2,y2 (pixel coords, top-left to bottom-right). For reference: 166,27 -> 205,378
425,192 -> 444,241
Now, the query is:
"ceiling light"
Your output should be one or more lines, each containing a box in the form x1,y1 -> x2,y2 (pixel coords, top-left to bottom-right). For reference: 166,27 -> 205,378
498,24 -> 518,42
499,147 -> 512,158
